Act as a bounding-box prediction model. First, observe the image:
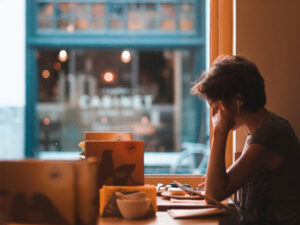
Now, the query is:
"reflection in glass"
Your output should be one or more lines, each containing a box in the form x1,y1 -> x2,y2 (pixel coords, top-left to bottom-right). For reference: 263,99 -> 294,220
128,4 -> 143,30
91,3 -> 105,17
58,3 -> 72,14
57,18 -> 71,30
90,18 -> 105,30
161,4 -> 176,31
180,4 -> 195,31
180,4 -> 194,15
73,3 -> 86,15
144,4 -> 158,30
38,3 -> 53,30
39,16 -> 52,30
75,18 -> 88,30
37,50 -> 186,152
180,19 -> 194,31
161,19 -> 176,31
37,1 -> 197,32
91,3 -> 106,30
110,4 -> 124,30
31,0 -> 207,174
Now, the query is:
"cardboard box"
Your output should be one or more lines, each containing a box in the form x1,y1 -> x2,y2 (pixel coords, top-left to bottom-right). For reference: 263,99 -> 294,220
0,159 -> 98,225
74,159 -> 99,225
84,132 -> 132,141
85,140 -> 144,188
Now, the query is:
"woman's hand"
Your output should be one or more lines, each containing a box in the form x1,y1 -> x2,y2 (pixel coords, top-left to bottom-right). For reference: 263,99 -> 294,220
212,101 -> 235,134
197,175 -> 206,189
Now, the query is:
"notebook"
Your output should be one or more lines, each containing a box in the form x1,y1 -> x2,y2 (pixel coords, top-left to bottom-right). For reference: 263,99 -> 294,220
168,208 -> 228,219
0,159 -> 99,225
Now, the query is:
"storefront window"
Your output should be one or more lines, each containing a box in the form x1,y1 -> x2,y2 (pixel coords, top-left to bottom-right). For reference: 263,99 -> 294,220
27,0 -> 208,174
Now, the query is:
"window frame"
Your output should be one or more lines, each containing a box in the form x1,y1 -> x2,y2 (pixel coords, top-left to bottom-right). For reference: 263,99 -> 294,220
210,0 -> 234,168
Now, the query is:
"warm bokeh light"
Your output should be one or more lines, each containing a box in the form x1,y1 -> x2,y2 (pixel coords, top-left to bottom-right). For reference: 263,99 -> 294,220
42,69 -> 50,79
67,24 -> 74,33
101,116 -> 108,124
141,116 -> 149,125
121,50 -> 131,63
53,62 -> 61,71
43,118 -> 51,126
58,50 -> 68,62
103,72 -> 114,82
35,51 -> 40,59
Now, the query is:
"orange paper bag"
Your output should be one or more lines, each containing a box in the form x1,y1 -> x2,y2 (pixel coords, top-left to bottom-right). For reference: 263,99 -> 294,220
85,140 -> 144,188
84,132 -> 132,141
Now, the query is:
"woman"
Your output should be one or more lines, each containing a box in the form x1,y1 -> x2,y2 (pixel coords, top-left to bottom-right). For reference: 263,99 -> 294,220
191,55 -> 300,225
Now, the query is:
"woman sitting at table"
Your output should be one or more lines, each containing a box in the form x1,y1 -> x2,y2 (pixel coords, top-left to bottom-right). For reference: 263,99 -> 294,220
191,55 -> 300,225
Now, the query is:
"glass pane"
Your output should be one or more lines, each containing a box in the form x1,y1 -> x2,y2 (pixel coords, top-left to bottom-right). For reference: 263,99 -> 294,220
37,2 -> 198,33
91,3 -> 106,17
180,4 -> 195,31
38,3 -> 54,30
26,0 -> 209,175
57,18 -> 72,30
180,3 -> 194,15
39,16 -> 52,30
38,3 -> 54,16
110,4 -> 124,30
160,4 -> 176,31
74,3 -> 86,16
161,19 -> 176,31
128,4 -> 143,30
58,3 -> 73,14
144,4 -> 158,30
110,19 -> 123,30
36,49 -> 209,173
90,18 -> 105,30
180,19 -> 194,31
75,18 -> 88,30
161,3 -> 175,17
91,3 -> 106,30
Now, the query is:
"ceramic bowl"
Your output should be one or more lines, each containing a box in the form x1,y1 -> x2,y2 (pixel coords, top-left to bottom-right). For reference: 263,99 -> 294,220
116,198 -> 150,219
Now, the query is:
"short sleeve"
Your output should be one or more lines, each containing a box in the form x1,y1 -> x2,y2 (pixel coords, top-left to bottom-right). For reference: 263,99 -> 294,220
247,117 -> 300,155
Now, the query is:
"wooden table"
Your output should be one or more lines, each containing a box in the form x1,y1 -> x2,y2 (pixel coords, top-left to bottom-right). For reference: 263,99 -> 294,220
98,197 -> 233,225
98,212 -> 231,225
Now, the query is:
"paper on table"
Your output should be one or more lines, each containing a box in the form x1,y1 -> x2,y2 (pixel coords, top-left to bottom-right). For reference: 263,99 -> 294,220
161,192 -> 203,199
167,208 -> 228,219
173,180 -> 231,211
170,198 -> 209,204
168,198 -> 217,209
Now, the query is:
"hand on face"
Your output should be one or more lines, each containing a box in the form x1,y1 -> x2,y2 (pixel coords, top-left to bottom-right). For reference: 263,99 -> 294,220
210,100 -> 235,134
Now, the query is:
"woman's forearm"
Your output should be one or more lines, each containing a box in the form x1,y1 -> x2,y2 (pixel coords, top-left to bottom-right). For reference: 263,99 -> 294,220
205,130 -> 229,201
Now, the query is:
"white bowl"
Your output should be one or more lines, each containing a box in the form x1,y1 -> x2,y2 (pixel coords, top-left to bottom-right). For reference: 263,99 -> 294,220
116,198 -> 151,219
124,192 -> 146,200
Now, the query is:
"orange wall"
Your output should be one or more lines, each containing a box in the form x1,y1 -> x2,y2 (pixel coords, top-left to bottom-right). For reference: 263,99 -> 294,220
235,0 -> 300,151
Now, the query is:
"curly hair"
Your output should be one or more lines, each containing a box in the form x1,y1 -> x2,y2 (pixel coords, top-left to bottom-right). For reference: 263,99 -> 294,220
191,55 -> 266,112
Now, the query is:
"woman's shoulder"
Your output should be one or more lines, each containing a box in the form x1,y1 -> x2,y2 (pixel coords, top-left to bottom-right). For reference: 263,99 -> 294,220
263,113 -> 298,141
248,113 -> 300,155
264,113 -> 292,129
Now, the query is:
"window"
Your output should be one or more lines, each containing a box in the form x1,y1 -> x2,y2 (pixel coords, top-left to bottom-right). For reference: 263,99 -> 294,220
26,0 -> 209,174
